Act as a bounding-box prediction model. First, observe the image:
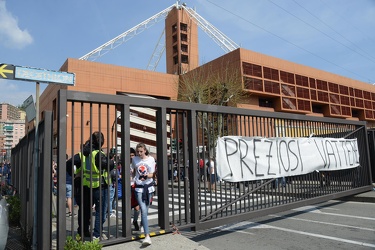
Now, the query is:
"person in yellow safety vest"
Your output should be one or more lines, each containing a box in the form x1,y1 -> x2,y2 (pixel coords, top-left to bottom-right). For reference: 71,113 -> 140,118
66,131 -> 114,240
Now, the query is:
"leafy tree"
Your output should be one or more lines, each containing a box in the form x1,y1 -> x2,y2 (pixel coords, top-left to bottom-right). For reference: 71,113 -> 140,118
177,61 -> 247,156
178,61 -> 245,107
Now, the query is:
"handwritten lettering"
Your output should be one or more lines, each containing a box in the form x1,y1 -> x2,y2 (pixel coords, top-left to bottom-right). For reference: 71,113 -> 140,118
217,137 -> 360,182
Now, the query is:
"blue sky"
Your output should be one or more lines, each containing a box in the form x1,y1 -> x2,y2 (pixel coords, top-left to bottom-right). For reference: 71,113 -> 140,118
1,0 -> 375,106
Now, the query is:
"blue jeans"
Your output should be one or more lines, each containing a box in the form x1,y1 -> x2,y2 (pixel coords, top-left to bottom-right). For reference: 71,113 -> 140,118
275,177 -> 286,187
135,191 -> 153,235
66,184 -> 72,198
109,184 -> 116,212
93,187 -> 108,237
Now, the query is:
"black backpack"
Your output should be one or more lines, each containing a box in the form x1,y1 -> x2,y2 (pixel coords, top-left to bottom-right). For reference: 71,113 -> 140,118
110,168 -> 117,182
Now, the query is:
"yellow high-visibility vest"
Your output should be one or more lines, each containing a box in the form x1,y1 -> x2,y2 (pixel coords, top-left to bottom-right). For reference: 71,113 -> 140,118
78,150 -> 110,188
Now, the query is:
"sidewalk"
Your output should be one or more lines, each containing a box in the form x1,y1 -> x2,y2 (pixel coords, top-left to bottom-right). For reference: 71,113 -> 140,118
103,233 -> 209,250
336,186 -> 375,203
5,225 -> 27,250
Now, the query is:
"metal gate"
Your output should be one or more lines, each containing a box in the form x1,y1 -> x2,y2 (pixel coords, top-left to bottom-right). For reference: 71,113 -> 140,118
11,90 -> 373,249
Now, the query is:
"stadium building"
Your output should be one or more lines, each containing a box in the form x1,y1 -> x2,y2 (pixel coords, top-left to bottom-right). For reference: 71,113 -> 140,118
39,3 -> 375,154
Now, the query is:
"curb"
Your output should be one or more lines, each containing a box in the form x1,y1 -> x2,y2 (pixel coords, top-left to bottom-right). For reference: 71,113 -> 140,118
336,190 -> 375,203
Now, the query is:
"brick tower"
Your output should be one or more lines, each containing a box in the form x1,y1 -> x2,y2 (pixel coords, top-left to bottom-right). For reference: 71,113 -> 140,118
165,6 -> 199,75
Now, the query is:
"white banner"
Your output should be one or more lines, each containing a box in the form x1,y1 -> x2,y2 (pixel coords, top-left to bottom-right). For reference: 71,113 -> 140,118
216,136 -> 360,182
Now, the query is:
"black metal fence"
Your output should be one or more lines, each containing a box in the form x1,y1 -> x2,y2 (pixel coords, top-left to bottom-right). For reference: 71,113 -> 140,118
11,90 -> 373,249
367,129 -> 375,183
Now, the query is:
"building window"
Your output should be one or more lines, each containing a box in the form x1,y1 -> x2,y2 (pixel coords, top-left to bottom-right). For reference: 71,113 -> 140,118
263,67 -> 279,81
180,23 -> 187,31
264,80 -> 280,94
364,91 -> 371,100
310,90 -> 317,100
364,100 -> 372,109
339,85 -> 349,95
355,99 -> 364,108
280,71 -> 295,84
312,104 -> 323,114
329,94 -> 340,104
296,87 -> 310,99
350,97 -> 355,106
181,55 -> 188,64
328,82 -> 339,93
172,23 -> 177,33
244,77 -> 263,91
349,87 -> 354,96
282,98 -> 297,110
354,88 -> 363,98
173,56 -> 178,65
298,99 -> 311,111
340,96 -> 350,105
309,78 -> 316,88
316,80 -> 328,91
295,74 -> 309,87
352,109 -> 360,118
181,44 -> 188,53
330,105 -> 341,115
317,91 -> 329,102
365,110 -> 374,119
259,98 -> 274,108
181,34 -> 187,42
281,84 -> 295,97
242,62 -> 262,77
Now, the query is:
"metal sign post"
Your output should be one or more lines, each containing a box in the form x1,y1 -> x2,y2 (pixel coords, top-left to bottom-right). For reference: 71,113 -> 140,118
1,63 -> 75,250
32,82 -> 40,250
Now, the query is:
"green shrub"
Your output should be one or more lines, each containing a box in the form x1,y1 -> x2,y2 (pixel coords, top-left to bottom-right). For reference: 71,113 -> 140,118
6,195 -> 21,226
64,235 -> 102,250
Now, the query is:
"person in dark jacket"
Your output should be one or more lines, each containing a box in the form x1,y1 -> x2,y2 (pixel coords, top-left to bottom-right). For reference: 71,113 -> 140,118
66,131 -> 114,240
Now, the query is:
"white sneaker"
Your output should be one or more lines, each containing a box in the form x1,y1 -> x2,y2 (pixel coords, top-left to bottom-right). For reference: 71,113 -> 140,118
101,234 -> 108,240
93,234 -> 108,241
142,236 -> 151,246
110,213 -> 116,218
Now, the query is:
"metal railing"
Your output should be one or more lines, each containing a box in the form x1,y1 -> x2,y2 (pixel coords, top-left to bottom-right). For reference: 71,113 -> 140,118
10,90 -> 373,249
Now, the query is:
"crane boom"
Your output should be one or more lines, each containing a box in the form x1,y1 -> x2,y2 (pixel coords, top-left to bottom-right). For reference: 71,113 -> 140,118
80,1 -> 240,66
146,29 -> 166,71
181,5 -> 240,53
79,3 -> 177,61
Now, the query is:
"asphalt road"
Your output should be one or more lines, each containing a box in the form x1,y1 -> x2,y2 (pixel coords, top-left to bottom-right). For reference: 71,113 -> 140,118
181,192 -> 375,250
7,188 -> 374,249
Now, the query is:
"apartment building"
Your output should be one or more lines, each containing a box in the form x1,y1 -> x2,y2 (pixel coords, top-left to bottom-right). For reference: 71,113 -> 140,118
0,103 -> 26,161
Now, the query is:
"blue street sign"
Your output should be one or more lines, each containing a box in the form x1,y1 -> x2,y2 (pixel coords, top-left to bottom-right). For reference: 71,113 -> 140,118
14,65 -> 75,85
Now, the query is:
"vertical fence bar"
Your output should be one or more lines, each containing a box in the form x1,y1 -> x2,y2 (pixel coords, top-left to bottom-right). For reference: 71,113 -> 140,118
57,90 -> 68,249
38,112 -> 53,249
156,106 -> 169,230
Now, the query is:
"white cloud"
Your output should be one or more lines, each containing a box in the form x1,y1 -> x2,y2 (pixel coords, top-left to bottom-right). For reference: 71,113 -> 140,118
0,80 -> 35,106
0,0 -> 33,49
